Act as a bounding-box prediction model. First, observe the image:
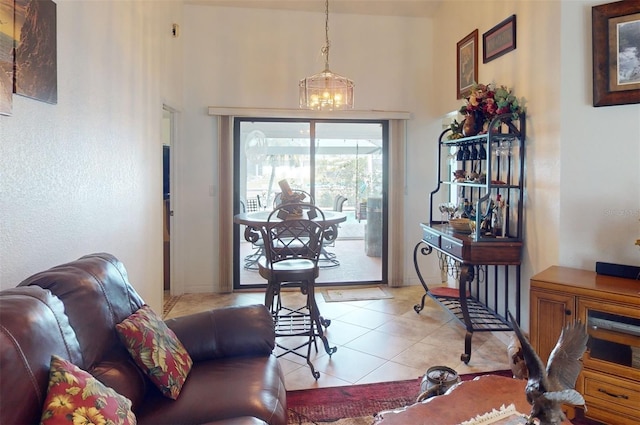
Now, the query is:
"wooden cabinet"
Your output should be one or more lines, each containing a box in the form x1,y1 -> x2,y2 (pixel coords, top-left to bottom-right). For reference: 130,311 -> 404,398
530,289 -> 575,363
530,266 -> 640,424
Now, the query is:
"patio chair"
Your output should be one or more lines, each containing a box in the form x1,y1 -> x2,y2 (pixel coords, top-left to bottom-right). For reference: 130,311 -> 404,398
241,195 -> 265,270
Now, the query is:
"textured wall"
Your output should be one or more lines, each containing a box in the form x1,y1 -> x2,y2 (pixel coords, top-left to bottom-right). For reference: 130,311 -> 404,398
0,0 -> 184,312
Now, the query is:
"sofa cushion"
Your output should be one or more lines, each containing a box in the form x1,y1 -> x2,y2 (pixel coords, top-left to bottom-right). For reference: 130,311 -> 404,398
40,355 -> 136,425
116,305 -> 193,400
18,253 -> 145,369
90,356 -> 149,411
0,286 -> 83,425
135,355 -> 286,425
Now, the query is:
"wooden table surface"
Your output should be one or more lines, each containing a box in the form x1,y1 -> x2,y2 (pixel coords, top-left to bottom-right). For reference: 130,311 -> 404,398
373,375 -> 573,425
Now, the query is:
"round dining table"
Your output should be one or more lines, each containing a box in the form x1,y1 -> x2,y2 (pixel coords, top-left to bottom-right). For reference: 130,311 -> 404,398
234,209 -> 347,267
234,210 -> 347,227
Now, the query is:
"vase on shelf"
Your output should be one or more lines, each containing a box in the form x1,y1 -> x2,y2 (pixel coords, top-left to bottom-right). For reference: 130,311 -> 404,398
462,111 -> 483,137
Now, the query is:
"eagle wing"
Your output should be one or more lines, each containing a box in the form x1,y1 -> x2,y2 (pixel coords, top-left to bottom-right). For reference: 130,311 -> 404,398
546,320 -> 588,392
508,312 -> 550,394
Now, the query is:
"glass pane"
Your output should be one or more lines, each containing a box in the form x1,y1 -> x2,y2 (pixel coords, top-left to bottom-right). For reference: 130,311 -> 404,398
587,309 -> 640,367
235,119 -> 384,287
241,121 -> 311,209
315,122 -> 383,284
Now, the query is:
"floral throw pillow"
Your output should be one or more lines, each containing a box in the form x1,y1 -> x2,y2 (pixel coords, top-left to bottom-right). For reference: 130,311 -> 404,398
40,355 -> 136,425
115,305 -> 193,399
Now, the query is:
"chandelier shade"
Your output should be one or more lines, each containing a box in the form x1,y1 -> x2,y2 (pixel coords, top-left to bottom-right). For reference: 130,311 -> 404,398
299,68 -> 354,111
299,0 -> 354,111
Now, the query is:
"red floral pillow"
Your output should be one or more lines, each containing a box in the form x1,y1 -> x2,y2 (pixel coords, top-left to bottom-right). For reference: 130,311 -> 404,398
116,305 -> 193,399
40,355 -> 136,425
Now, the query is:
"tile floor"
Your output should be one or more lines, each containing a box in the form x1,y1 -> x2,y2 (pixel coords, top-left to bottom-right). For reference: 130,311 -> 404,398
164,285 -> 512,391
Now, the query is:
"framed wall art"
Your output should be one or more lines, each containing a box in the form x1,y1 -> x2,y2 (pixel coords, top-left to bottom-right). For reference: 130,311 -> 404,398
0,0 -> 14,115
14,0 -> 57,104
483,15 -> 516,63
457,29 -> 478,99
592,1 -> 640,107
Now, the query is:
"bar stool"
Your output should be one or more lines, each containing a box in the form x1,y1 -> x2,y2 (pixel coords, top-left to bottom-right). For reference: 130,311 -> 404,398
257,203 -> 336,379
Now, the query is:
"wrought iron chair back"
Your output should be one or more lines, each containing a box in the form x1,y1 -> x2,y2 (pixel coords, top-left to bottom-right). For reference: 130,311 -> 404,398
261,203 -> 325,264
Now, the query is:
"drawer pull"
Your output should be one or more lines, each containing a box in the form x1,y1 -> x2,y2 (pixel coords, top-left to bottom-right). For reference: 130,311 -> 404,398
597,388 -> 629,400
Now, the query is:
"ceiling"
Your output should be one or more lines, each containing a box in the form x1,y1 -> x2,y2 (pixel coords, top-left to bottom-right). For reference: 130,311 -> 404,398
186,0 -> 443,18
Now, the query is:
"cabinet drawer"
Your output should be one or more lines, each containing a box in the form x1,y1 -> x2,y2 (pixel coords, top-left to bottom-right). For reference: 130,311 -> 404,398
421,228 -> 440,247
581,370 -> 640,418
440,236 -> 463,258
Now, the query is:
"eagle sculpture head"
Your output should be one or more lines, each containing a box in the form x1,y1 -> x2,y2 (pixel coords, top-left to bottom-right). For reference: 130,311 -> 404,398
508,312 -> 588,425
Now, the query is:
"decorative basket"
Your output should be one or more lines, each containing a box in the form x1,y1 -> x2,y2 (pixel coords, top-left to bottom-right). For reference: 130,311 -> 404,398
449,218 -> 472,233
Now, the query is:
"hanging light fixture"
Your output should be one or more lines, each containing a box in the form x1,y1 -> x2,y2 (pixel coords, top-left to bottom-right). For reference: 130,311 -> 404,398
299,0 -> 354,111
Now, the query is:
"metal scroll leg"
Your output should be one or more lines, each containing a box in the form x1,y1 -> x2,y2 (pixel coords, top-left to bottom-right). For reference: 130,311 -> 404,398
462,331 -> 473,364
458,264 -> 475,364
412,240 -> 433,314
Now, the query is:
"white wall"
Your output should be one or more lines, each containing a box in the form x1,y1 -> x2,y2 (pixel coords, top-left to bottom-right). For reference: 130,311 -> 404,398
429,0 -> 639,329
179,5 -> 435,293
559,0 -> 640,269
0,0 -> 184,312
179,1 -> 639,302
1,0 -> 637,325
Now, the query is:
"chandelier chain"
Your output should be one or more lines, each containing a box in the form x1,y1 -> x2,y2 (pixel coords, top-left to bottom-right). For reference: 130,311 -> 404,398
298,0 -> 354,110
322,0 -> 330,69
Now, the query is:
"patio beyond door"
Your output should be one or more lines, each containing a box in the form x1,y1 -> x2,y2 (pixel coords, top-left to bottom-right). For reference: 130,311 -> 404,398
234,119 -> 387,289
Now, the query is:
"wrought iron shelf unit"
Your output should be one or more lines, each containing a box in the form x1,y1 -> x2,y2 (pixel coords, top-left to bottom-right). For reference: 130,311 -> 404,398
413,113 -> 526,363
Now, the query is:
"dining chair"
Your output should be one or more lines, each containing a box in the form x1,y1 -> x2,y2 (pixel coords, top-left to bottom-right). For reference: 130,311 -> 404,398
240,195 -> 265,270
257,202 -> 336,379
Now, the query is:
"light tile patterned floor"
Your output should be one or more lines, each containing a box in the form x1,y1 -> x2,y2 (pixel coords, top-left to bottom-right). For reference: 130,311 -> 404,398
164,285 -> 511,391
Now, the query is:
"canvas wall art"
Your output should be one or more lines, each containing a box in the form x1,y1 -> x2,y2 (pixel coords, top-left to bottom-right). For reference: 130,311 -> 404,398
14,0 -> 57,104
0,0 -> 14,115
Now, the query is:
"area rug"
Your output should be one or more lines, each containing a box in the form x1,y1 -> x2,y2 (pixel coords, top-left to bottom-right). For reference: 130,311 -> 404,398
322,287 -> 393,302
286,370 -> 601,425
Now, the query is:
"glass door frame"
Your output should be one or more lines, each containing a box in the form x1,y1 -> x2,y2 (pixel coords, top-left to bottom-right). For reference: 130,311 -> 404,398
232,117 -> 389,290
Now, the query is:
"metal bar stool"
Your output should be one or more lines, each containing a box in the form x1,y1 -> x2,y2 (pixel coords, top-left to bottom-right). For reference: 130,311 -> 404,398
257,202 -> 336,379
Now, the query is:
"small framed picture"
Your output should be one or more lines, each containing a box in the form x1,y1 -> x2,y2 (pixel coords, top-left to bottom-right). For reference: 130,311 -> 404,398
457,29 -> 478,99
483,15 -> 516,63
592,1 -> 640,107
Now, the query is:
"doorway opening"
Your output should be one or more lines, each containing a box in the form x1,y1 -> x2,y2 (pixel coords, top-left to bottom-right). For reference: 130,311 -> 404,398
233,118 -> 388,290
162,106 -> 175,294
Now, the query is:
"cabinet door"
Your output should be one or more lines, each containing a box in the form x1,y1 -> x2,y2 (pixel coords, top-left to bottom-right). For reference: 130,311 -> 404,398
530,288 -> 575,363
577,298 -> 640,381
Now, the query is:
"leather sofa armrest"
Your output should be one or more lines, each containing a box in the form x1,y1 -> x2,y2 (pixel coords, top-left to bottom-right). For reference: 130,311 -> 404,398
165,304 -> 275,362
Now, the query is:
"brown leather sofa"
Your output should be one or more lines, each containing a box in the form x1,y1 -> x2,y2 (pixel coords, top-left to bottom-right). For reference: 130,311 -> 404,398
0,253 -> 287,425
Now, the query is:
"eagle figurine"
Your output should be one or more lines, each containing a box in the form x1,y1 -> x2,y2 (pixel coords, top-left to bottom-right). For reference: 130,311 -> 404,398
508,312 -> 589,425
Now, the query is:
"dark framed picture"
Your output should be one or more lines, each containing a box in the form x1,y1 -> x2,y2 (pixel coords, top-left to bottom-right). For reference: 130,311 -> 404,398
483,15 -> 516,63
592,1 -> 640,107
14,0 -> 57,104
0,0 -> 14,115
457,29 -> 478,99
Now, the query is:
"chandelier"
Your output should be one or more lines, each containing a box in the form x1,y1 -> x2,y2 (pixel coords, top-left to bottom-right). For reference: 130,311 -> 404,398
299,0 -> 354,111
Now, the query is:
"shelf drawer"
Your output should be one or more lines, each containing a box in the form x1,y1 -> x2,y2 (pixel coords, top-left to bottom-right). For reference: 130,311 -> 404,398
440,236 -> 463,258
421,227 -> 440,247
581,370 -> 640,419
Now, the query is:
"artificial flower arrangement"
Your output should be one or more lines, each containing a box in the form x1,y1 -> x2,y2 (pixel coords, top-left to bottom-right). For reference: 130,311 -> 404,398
449,83 -> 525,140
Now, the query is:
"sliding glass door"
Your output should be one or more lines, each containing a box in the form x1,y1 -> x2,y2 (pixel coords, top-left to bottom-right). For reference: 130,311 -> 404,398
233,118 -> 387,289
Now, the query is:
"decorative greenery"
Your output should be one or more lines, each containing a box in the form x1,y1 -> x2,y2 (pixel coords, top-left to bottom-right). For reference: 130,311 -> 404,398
451,83 -> 525,139
448,119 -> 464,140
